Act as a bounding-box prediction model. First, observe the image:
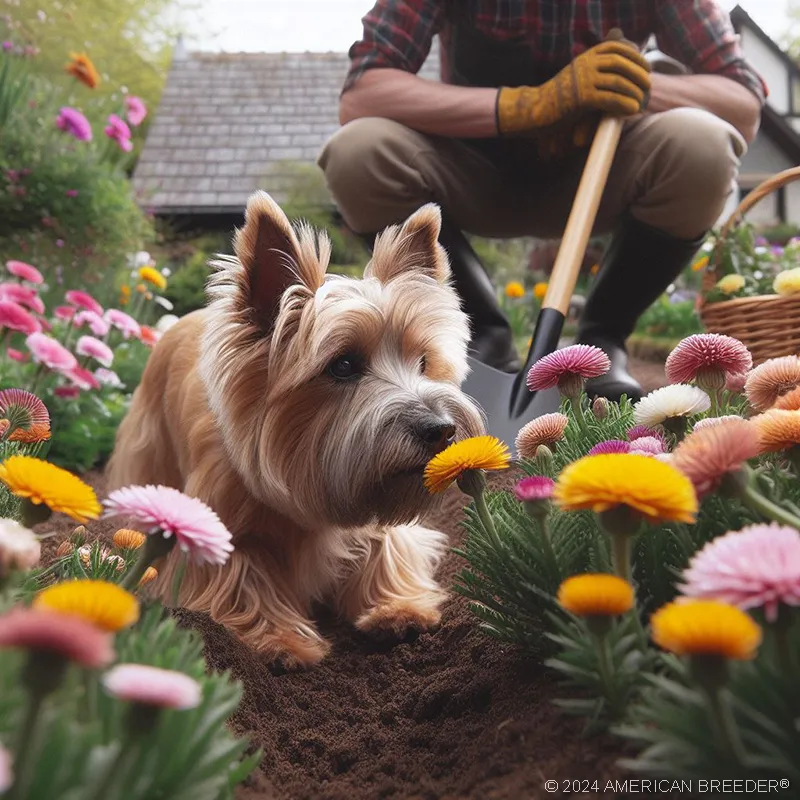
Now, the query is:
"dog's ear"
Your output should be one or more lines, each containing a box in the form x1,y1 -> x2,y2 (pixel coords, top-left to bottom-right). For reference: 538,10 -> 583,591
233,191 -> 302,329
368,203 -> 451,285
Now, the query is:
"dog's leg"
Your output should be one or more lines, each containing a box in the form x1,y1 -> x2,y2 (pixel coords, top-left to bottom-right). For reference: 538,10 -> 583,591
336,523 -> 449,639
157,543 -> 330,669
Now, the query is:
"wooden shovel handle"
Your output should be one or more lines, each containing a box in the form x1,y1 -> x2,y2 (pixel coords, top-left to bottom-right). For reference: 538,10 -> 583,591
542,28 -> 627,315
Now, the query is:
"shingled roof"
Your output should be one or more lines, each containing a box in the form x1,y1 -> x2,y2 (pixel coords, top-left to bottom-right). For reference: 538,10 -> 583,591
132,41 -> 441,215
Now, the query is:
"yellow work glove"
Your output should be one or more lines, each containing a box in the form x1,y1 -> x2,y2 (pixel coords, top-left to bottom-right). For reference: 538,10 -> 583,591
496,40 -> 651,136
535,115 -> 599,161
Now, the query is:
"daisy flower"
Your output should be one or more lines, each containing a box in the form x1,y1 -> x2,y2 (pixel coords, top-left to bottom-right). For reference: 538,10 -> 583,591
55,107 -> 92,141
74,309 -> 111,337
773,385 -> 800,411
6,260 -> 43,285
104,114 -> 133,152
744,356 -> 800,411
54,305 -> 75,321
526,344 -> 610,399
65,289 -> 103,316
102,664 -> 201,710
754,409 -> 800,453
513,475 -> 554,503
681,524 -> 800,622
33,579 -> 139,632
65,52 -> 100,89
628,436 -> 665,457
587,439 -> 630,456
0,300 -> 41,336
0,388 -> 49,437
63,365 -> 101,392
0,745 -> 11,793
0,519 -> 41,573
633,385 -> 711,430
0,283 -> 44,314
504,281 -> 525,299
665,334 -> 752,392
423,435 -> 511,494
124,95 -> 147,126
515,412 -> 569,459
104,485 -> 234,566
104,309 -> 141,340
26,333 -> 77,372
557,574 -> 634,617
76,335 -> 113,367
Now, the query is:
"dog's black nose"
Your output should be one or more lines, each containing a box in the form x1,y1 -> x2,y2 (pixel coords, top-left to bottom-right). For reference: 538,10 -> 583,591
413,415 -> 456,453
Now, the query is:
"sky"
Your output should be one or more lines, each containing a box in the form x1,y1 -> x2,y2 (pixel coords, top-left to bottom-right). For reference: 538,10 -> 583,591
187,0 -> 795,54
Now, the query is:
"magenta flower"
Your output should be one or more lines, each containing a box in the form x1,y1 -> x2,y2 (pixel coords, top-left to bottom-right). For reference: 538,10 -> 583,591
103,663 -> 201,709
0,282 -> 45,315
0,388 -> 49,430
76,335 -> 113,367
95,368 -> 123,388
514,475 -> 555,503
6,259 -> 43,285
6,348 -> 27,363
55,107 -> 92,142
0,300 -> 41,335
681,524 -> 800,622
104,308 -> 140,339
665,333 -> 752,390
628,435 -> 665,456
55,239 -> 64,248
526,344 -> 610,397
65,189 -> 79,198
25,332 -> 77,371
588,439 -> 630,456
55,386 -> 80,399
0,608 -> 114,668
627,424 -> 656,442
65,289 -> 103,316
105,485 -> 234,565
63,365 -> 101,391
124,95 -> 147,126
104,114 -> 133,152
54,305 -> 75,321
0,745 -> 11,793
1,41 -> 11,52
74,309 -> 110,337
726,371 -> 748,394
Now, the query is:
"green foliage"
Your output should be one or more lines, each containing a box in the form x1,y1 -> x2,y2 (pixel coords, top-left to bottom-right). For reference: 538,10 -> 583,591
0,604 -> 261,799
633,296 -> 702,341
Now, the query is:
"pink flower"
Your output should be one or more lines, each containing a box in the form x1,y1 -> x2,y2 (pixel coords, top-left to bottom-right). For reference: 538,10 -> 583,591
515,412 -> 569,459
627,424 -> 657,441
588,439 -> 630,456
6,259 -> 43,284
0,745 -> 11,793
102,664 -> 201,709
526,344 -> 610,396
628,435 -> 665,456
65,289 -> 103,316
55,107 -> 92,142
0,388 -> 49,430
76,335 -> 113,367
25,332 -> 78,371
0,608 -> 114,668
0,282 -> 45,314
104,308 -> 140,339
104,114 -> 133,152
0,300 -> 41,335
681,524 -> 800,622
514,475 -> 555,503
7,348 -> 27,363
95,368 -> 123,388
104,485 -> 234,566
693,415 -> 743,433
665,334 -> 752,390
74,309 -> 110,337
124,95 -> 147,126
54,305 -> 75,321
726,371 -> 748,394
55,239 -> 64,248
63,365 -> 101,391
65,189 -> 79,198
55,386 -> 80,399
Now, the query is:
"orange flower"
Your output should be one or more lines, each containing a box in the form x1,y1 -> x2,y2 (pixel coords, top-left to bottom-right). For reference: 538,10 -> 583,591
9,423 -> 51,444
65,53 -> 100,89
754,409 -> 800,453
773,386 -> 800,411
139,325 -> 160,347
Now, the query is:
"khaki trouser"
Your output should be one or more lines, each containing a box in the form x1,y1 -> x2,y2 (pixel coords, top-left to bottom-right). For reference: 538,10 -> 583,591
317,107 -> 746,242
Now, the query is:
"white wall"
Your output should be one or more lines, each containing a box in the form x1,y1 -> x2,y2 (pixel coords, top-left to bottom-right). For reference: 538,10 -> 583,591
741,27 -> 790,113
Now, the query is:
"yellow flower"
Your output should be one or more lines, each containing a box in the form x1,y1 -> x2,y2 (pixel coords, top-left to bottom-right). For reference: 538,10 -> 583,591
139,266 -> 167,291
651,599 -> 761,660
65,52 -> 100,89
557,574 -> 634,617
504,281 -> 525,299
553,453 -> 698,524
424,435 -> 511,493
119,285 -> 131,306
590,264 -> 600,276
113,529 -> 146,549
0,456 -> 101,523
773,267 -> 800,296
692,255 -> 710,272
33,579 -> 139,632
533,282 -> 548,300
716,274 -> 745,294
136,283 -> 147,294
139,566 -> 158,586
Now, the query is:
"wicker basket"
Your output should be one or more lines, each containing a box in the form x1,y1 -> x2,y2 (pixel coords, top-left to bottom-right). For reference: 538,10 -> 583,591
699,166 -> 800,366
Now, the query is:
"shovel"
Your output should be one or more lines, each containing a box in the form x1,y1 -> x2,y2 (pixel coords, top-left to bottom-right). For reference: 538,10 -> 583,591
461,35 -> 629,454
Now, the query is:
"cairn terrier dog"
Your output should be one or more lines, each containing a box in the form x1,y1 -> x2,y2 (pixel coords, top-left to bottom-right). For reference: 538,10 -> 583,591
107,190 -> 484,667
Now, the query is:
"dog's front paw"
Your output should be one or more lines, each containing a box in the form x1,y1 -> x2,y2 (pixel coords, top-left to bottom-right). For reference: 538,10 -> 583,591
355,600 -> 442,642
247,629 -> 331,672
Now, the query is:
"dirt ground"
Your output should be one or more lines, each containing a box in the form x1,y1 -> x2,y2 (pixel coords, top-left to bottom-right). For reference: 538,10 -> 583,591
41,359 -> 666,800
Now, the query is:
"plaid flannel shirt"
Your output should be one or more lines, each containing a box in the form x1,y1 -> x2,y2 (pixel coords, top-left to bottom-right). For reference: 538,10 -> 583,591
343,0 -> 767,104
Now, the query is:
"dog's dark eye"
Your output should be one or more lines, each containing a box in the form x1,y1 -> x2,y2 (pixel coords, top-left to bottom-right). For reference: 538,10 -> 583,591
328,354 -> 364,381
420,355 -> 427,373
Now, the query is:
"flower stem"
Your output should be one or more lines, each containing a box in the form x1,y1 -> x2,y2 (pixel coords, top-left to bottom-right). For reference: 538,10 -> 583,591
704,685 -> 746,764
709,390 -> 720,418
9,689 -> 44,800
120,532 -> 174,590
591,629 -> 617,714
570,394 -> 590,436
610,534 -> 632,583
741,483 -> 800,529
473,488 -> 503,553
89,740 -> 139,800
171,554 -> 187,607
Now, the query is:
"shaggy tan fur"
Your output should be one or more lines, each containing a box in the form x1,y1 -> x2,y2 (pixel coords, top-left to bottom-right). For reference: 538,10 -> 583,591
107,191 -> 484,667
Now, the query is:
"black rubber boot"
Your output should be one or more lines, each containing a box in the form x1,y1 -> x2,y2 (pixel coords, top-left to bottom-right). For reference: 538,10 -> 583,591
356,218 -> 522,373
437,217 -> 521,373
577,214 -> 705,403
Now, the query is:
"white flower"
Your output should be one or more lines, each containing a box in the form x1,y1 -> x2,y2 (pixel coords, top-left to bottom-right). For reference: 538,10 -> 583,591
132,251 -> 151,268
156,314 -> 179,333
634,384 -> 711,428
95,368 -> 124,389
154,296 -> 174,311
161,267 -> 172,278
0,519 -> 41,573
693,415 -> 742,433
